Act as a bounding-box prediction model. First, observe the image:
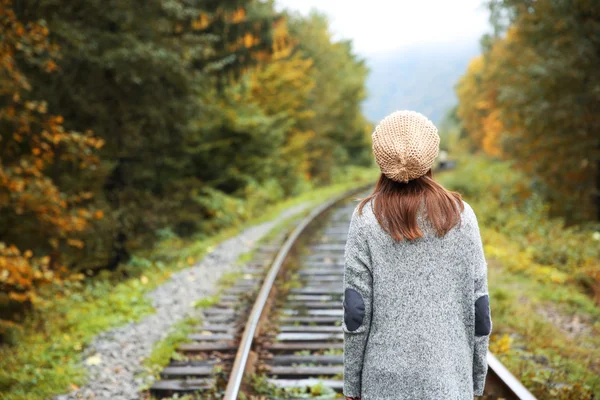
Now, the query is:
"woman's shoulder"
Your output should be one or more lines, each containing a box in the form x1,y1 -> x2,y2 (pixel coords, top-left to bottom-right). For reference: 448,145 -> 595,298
459,200 -> 478,222
352,197 -> 375,221
456,200 -> 482,237
348,198 -> 376,232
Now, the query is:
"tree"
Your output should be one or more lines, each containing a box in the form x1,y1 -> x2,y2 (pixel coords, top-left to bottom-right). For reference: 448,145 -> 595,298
0,0 -> 103,328
0,0 -> 374,330
18,0 -> 281,269
457,0 -> 600,221
286,11 -> 372,183
194,0 -> 280,78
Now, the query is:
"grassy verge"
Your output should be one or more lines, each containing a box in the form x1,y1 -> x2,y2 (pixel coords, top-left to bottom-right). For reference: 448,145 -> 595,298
439,156 -> 600,399
0,166 -> 377,400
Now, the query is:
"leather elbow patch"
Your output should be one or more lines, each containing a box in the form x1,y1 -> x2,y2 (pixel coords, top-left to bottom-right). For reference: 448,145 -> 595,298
475,295 -> 491,336
343,288 -> 365,331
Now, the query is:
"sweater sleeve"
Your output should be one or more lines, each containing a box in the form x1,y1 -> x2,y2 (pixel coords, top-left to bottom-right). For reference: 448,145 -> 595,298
466,204 -> 492,396
342,207 -> 373,398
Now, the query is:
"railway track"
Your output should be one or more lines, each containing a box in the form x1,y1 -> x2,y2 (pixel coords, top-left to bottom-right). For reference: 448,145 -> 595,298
149,185 -> 537,400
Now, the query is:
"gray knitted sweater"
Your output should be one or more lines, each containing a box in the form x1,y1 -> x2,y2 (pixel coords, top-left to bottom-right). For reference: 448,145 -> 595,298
342,200 -> 491,399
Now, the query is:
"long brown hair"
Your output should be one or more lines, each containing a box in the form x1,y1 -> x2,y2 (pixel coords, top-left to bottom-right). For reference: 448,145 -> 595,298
359,170 -> 463,241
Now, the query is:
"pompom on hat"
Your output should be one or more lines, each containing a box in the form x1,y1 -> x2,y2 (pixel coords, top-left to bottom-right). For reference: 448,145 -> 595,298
372,110 -> 440,183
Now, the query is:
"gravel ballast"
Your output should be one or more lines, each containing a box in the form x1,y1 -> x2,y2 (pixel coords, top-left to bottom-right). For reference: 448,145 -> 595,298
55,202 -> 312,400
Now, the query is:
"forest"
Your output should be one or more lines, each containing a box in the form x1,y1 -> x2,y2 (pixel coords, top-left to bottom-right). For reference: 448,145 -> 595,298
1,0 -> 599,399
456,0 -> 599,223
0,0 -> 371,330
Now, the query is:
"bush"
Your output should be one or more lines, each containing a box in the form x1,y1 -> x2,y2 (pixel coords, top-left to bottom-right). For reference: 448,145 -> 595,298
439,155 -> 600,301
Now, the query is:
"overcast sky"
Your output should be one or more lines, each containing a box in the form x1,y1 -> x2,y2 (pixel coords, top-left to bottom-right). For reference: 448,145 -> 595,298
275,0 -> 490,56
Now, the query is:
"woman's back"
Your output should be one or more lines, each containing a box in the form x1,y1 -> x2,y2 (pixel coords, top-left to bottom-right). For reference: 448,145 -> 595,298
342,111 -> 491,400
344,200 -> 488,399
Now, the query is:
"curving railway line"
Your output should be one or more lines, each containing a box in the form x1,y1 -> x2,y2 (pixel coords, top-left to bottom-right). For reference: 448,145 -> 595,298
149,185 -> 537,400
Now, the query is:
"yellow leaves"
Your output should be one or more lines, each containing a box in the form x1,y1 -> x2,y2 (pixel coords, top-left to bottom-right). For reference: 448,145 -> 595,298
490,333 -> 513,354
466,55 -> 484,74
186,256 -> 195,266
475,99 -> 492,111
248,54 -> 315,119
67,239 -> 85,249
0,243 -> 56,305
0,318 -> 23,332
69,273 -> 85,281
45,60 -> 58,73
8,292 -> 29,302
23,101 -> 47,114
272,24 -> 292,59
243,33 -> 256,48
192,14 -> 210,31
93,210 -> 104,219
505,25 -> 520,42
190,20 -> 201,30
9,179 -> 25,192
481,110 -> 505,158
230,9 -> 246,23
457,51 -> 511,152
0,8 -> 103,288
531,265 -> 569,284
34,158 -> 44,170
93,137 -> 105,149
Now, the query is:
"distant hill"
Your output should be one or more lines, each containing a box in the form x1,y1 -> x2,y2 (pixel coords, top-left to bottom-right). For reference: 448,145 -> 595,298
363,42 -> 480,125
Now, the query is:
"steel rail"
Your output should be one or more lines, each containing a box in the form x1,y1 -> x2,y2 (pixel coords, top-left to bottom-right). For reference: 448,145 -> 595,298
223,184 -> 372,399
487,352 -> 537,400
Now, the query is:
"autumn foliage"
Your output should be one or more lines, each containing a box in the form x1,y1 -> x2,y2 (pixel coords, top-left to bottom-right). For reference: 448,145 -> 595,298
456,0 -> 600,222
0,0 -> 104,328
0,0 -> 371,330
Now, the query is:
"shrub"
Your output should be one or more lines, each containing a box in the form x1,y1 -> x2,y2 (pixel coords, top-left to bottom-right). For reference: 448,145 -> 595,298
439,155 -> 600,302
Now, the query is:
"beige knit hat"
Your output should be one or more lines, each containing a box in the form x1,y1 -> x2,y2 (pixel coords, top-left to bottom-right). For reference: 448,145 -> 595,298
372,110 -> 440,183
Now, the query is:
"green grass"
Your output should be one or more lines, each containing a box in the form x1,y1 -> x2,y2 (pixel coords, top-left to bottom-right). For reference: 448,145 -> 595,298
194,295 -> 221,309
139,317 -> 197,384
487,259 -> 600,399
439,156 -> 600,399
0,166 -> 377,400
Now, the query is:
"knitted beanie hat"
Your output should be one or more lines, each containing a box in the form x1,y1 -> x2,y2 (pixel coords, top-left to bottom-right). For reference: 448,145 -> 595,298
372,110 -> 440,183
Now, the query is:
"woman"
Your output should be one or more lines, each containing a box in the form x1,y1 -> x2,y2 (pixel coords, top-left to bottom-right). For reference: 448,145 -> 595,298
342,111 -> 491,400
